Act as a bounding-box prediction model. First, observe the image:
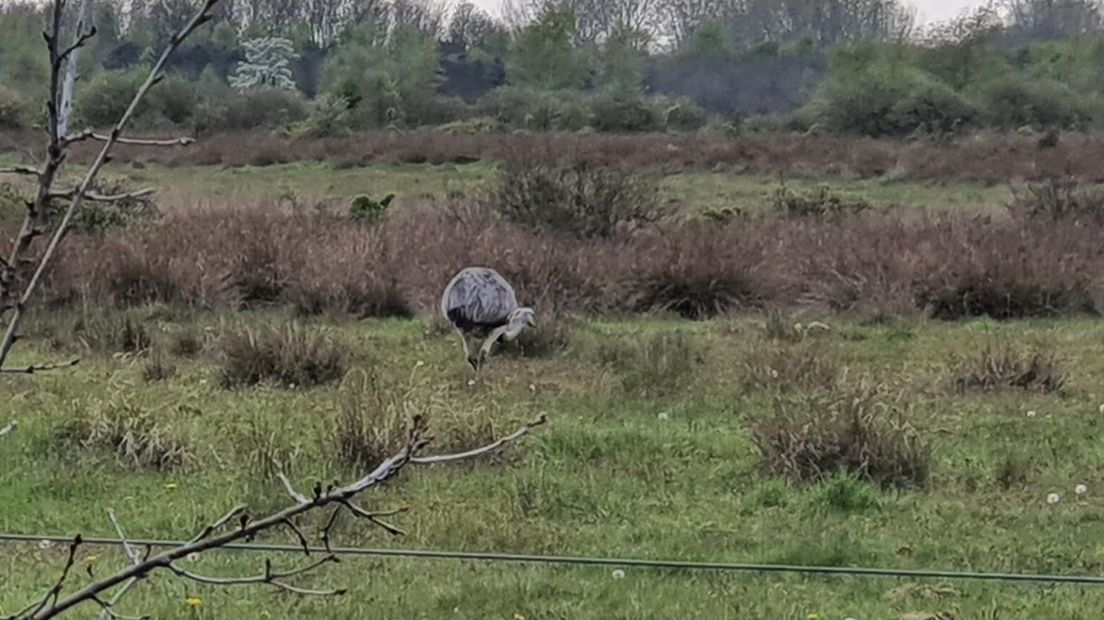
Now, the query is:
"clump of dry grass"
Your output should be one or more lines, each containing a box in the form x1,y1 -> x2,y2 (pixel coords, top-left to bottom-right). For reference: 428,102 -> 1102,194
169,328 -> 204,358
594,331 -> 702,397
56,398 -> 195,471
141,350 -> 177,382
740,339 -> 840,394
70,311 -> 152,354
218,322 -> 347,389
749,382 -> 931,489
331,368 -> 408,471
952,340 -> 1067,393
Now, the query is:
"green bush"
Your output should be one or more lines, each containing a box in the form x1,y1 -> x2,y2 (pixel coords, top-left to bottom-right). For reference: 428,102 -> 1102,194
0,85 -> 31,129
801,59 -> 978,137
350,193 -> 394,223
75,69 -> 146,127
196,88 -> 309,132
662,98 -> 709,132
491,161 -> 665,239
973,76 -> 1089,129
589,94 -> 663,132
475,87 -> 589,131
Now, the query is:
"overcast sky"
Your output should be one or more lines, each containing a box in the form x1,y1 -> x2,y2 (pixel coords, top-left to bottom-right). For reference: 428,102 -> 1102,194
468,0 -> 987,24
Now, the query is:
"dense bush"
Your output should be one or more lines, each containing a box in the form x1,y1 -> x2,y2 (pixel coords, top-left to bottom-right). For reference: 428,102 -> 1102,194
973,77 -> 1089,129
589,94 -> 663,133
196,88 -> 309,133
801,59 -> 978,137
491,161 -> 665,239
1009,177 -> 1104,223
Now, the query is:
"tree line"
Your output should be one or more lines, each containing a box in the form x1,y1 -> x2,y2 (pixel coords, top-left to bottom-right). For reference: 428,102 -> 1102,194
0,0 -> 1103,137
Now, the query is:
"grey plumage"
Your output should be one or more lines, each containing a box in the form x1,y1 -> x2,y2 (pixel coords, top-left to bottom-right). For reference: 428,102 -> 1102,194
441,267 -> 536,371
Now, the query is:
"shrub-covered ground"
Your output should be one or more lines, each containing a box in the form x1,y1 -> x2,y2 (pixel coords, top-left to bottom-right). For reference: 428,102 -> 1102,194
4,145 -> 1104,618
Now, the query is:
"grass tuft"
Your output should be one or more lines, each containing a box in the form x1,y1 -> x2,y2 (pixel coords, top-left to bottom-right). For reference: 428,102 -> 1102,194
749,383 -> 931,489
218,322 -> 347,389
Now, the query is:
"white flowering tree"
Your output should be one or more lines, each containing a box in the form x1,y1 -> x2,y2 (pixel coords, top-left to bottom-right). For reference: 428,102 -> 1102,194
229,35 -> 298,91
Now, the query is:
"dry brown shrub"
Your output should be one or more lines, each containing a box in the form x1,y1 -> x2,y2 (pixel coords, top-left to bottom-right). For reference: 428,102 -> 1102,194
625,225 -> 787,319
218,322 -> 348,389
952,340 -> 1067,393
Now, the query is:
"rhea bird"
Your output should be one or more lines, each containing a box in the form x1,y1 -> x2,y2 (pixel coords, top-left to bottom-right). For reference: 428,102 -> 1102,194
441,267 -> 536,371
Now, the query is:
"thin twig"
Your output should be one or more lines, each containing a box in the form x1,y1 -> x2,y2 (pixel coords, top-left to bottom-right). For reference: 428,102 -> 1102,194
282,519 -> 311,556
188,505 -> 247,544
167,556 -> 345,596
278,473 -> 311,505
339,502 -> 408,537
5,536 -> 81,620
0,421 -> 16,438
97,512 -> 143,620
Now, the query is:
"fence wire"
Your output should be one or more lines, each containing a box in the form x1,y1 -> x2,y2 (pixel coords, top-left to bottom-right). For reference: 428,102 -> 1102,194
1,533 -> 1103,585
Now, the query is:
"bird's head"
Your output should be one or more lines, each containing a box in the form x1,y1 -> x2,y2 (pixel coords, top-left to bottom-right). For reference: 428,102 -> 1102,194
504,307 -> 536,340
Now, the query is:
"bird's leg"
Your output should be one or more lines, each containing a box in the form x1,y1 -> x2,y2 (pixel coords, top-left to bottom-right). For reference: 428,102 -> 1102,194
456,329 -> 479,371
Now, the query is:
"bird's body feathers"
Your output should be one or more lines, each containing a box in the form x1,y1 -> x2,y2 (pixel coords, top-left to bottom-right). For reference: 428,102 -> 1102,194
441,267 -> 519,336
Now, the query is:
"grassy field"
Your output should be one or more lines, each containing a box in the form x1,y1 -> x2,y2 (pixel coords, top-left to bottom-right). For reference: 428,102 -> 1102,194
1,308 -> 1104,618
3,158 -> 1012,216
2,151 -> 1104,619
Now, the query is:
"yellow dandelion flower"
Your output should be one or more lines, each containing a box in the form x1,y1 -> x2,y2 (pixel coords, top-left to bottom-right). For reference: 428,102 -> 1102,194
165,483 -> 179,491
185,597 -> 203,608
85,555 -> 98,565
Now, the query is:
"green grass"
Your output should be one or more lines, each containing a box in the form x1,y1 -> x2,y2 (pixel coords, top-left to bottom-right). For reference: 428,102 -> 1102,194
3,310 -> 1104,618
2,159 -> 1014,216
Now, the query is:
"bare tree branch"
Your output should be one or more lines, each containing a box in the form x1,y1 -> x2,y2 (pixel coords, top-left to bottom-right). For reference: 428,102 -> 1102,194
0,167 -> 41,178
9,415 -> 546,619
48,188 -> 157,203
96,512 -> 143,620
62,131 -> 195,148
0,359 -> 80,375
411,414 -> 547,464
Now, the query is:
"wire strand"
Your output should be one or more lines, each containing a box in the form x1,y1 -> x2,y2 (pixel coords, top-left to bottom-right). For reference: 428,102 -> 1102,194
1,533 -> 1103,585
